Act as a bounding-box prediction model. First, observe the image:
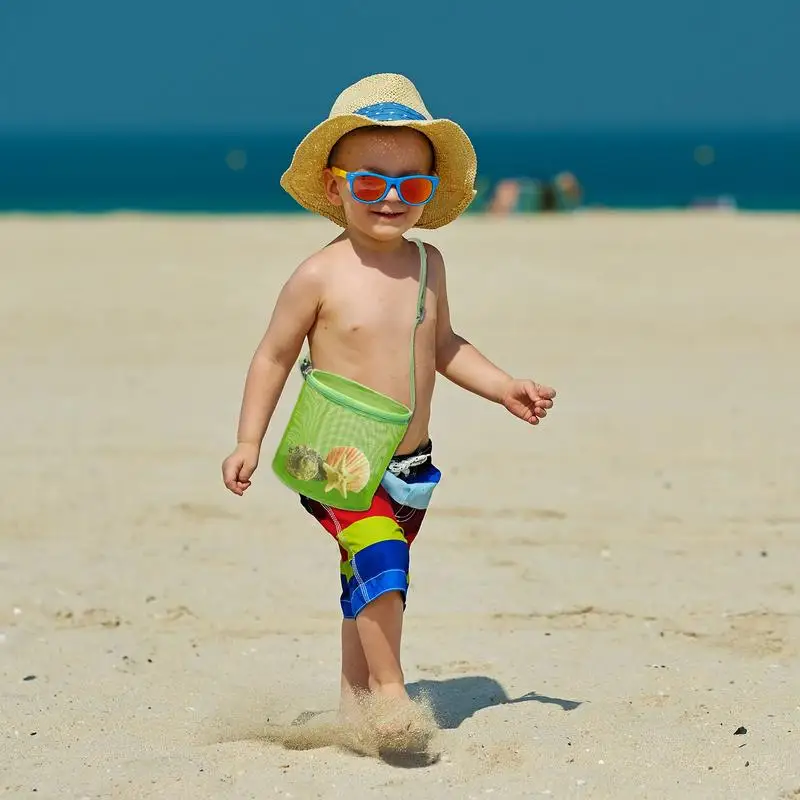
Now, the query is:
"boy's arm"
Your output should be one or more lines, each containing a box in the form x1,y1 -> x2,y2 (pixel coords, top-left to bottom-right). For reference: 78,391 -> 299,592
433,246 -> 514,403
432,246 -> 555,423
236,258 -> 323,448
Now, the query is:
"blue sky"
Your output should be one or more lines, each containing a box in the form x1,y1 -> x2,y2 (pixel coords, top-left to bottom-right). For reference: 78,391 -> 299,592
1,0 -> 798,132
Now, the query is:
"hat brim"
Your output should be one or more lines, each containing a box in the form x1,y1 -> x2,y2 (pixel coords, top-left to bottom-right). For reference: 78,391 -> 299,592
280,114 -> 477,229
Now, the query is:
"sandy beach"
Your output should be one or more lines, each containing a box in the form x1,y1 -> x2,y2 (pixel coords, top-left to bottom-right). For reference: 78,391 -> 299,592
2,212 -> 799,799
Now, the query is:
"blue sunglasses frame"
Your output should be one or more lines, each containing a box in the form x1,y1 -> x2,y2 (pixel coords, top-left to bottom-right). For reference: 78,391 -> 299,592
330,166 -> 440,206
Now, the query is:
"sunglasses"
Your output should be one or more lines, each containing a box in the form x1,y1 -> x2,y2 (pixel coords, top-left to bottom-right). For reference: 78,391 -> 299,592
330,166 -> 439,206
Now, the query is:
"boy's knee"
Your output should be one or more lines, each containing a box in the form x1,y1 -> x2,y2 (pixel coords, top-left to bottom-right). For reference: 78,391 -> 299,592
353,585 -> 407,620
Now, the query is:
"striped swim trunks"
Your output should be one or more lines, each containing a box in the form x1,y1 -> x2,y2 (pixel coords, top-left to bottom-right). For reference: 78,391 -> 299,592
299,440 -> 441,619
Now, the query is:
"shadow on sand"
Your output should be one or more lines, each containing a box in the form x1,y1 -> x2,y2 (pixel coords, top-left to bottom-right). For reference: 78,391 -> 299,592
407,675 -> 582,729
375,675 -> 583,768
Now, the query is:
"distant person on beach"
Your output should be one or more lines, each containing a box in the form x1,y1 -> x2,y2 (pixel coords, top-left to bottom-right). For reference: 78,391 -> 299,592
541,172 -> 583,212
220,74 -> 556,745
488,171 -> 583,215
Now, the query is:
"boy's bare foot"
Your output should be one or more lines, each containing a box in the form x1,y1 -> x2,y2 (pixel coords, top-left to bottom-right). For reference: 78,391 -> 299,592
361,692 -> 438,754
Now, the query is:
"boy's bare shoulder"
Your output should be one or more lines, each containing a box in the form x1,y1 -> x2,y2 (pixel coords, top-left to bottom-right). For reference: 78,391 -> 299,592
418,239 -> 445,263
291,240 -> 354,281
284,243 -> 345,292
417,239 -> 447,284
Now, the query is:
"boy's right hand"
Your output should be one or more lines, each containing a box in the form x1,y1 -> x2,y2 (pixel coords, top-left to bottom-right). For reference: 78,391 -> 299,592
221,443 -> 260,496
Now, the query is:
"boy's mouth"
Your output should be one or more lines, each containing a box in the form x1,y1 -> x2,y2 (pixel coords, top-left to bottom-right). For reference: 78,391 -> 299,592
371,209 -> 405,220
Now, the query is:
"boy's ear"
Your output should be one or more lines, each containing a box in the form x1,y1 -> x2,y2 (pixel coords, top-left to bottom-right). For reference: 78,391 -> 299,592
323,168 -> 343,206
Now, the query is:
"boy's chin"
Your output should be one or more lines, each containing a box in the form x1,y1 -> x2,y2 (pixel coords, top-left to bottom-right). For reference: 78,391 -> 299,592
363,211 -> 422,239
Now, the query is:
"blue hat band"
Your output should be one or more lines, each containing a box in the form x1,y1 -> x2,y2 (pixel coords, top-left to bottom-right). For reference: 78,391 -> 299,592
355,102 -> 427,122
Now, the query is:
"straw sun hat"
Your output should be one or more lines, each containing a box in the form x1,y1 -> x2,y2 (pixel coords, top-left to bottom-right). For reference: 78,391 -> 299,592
280,73 -> 477,229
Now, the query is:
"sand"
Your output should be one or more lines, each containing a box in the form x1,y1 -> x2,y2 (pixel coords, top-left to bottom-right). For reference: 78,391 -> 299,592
1,211 -> 799,799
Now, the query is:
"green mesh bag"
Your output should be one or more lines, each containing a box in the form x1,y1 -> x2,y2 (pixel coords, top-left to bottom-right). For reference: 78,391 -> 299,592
272,239 -> 428,511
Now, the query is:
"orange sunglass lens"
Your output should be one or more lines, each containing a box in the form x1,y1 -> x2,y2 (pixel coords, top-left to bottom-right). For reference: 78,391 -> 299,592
351,174 -> 387,202
399,177 -> 434,204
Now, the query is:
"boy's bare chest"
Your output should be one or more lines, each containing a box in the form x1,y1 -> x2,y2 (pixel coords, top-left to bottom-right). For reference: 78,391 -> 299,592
321,279 -> 435,345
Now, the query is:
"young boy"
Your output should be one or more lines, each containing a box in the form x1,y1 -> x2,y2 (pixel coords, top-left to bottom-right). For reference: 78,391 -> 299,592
221,74 -> 555,718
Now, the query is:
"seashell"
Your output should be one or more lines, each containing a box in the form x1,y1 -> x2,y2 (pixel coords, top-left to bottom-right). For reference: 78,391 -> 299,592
285,445 -> 325,481
322,446 -> 371,498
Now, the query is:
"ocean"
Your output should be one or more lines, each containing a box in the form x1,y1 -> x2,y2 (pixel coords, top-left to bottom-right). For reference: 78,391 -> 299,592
1,127 -> 798,213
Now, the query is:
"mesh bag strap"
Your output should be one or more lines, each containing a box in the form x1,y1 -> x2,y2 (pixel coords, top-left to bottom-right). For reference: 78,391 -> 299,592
408,238 -> 428,413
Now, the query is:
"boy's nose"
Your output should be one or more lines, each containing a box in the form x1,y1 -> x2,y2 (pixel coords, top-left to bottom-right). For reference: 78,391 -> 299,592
384,186 -> 403,203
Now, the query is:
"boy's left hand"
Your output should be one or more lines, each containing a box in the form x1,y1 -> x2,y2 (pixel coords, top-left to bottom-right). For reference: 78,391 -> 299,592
501,379 -> 556,425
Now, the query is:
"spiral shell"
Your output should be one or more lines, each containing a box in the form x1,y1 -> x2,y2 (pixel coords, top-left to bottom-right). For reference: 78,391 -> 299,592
285,445 -> 325,481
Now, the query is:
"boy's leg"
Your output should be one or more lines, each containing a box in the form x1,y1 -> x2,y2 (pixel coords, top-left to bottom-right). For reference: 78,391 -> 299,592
299,483 -> 430,707
340,618 -> 370,713
348,501 -> 428,702
336,544 -> 371,714
331,490 -> 413,702
355,590 -> 407,699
